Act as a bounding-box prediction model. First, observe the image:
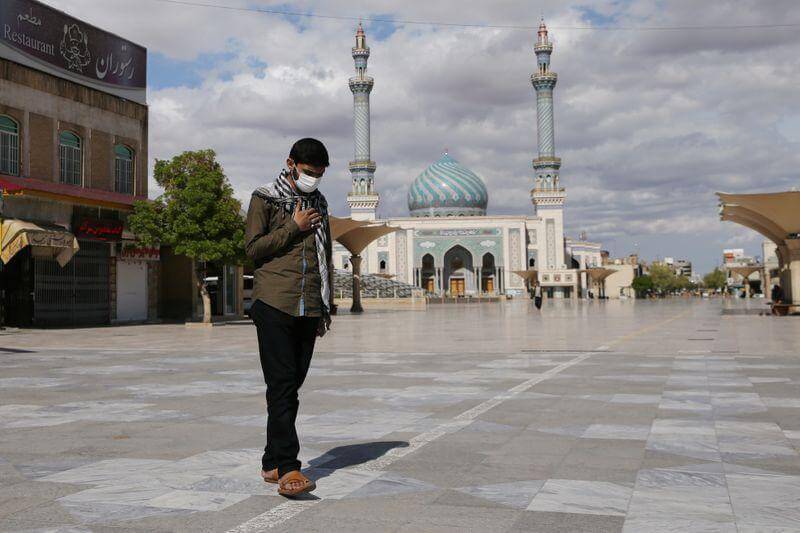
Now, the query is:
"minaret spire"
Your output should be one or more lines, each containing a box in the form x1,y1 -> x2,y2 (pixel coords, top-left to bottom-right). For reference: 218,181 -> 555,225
347,23 -> 379,221
530,19 -> 566,271
530,18 -> 565,212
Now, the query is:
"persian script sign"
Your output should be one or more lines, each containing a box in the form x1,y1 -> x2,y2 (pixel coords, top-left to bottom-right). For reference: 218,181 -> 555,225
0,0 -> 146,89
119,244 -> 160,262
74,218 -> 123,241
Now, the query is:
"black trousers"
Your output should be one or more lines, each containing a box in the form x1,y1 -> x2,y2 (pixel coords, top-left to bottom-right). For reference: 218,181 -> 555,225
250,300 -> 319,476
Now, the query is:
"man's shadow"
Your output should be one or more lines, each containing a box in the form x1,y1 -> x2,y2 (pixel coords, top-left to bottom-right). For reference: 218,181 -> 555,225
289,440 -> 408,499
308,440 -> 408,476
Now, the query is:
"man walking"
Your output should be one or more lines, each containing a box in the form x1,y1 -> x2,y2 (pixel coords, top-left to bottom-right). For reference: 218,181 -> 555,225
245,138 -> 333,497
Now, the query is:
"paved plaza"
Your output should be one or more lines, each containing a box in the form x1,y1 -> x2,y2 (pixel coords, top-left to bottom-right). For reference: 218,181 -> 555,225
1,299 -> 800,532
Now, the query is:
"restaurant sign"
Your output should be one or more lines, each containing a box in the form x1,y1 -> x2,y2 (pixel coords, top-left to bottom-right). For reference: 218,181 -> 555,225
74,218 -> 123,241
0,0 -> 146,97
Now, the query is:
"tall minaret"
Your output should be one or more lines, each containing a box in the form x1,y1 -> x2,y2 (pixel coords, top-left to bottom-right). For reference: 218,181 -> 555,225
531,19 -> 566,269
347,23 -> 379,221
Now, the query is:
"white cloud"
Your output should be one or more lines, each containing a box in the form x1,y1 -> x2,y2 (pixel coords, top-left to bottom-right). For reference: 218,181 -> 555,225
48,0 -> 800,273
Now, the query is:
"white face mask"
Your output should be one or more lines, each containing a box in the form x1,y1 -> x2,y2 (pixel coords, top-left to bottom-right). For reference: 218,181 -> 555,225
294,170 -> 322,193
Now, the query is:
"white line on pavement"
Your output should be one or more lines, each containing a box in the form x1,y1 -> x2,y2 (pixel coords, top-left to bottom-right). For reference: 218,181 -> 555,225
226,351 -> 593,532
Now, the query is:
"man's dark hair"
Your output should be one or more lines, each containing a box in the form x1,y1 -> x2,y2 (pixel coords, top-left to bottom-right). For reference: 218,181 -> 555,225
289,138 -> 330,167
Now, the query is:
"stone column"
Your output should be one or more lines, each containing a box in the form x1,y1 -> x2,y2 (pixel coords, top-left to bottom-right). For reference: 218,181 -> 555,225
350,254 -> 363,313
782,242 -> 800,305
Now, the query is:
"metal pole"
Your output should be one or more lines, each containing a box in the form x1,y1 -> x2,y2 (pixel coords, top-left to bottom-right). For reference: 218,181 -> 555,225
350,254 -> 363,313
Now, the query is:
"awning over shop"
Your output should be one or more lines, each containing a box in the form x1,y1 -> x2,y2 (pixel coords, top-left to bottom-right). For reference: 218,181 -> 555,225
0,177 -> 24,195
0,219 -> 79,267
0,174 -> 144,211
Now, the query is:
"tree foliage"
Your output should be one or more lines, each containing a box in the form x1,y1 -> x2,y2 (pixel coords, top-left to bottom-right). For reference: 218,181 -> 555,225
643,263 -> 696,296
128,150 -> 245,321
130,150 -> 244,263
703,268 -> 727,291
631,275 -> 654,297
649,263 -> 676,294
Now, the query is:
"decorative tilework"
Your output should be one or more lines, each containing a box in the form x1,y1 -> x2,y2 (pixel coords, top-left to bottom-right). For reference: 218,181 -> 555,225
546,219 -> 556,269
396,231 -> 407,282
509,228 -> 521,271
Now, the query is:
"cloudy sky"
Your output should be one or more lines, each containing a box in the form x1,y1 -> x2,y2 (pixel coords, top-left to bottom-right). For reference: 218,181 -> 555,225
52,0 -> 800,274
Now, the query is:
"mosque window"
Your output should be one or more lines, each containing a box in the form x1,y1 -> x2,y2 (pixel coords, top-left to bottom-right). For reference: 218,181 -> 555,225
379,260 -> 386,273
0,115 -> 20,176
529,258 -> 535,268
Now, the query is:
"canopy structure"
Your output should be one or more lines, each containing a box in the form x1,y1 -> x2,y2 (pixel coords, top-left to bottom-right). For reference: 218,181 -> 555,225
336,223 -> 396,256
0,219 -> 79,267
586,267 -> 616,282
728,265 -> 762,279
332,219 -> 398,313
329,216 -> 371,241
512,269 -> 538,285
586,267 -> 617,298
728,264 -> 763,298
718,191 -> 800,304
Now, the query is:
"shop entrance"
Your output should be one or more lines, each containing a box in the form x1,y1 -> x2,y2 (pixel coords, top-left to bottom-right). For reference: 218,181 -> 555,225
117,260 -> 147,321
34,240 -> 110,327
1,248 -> 34,328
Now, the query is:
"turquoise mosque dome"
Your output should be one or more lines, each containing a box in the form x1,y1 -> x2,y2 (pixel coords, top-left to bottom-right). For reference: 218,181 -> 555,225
407,153 -> 489,217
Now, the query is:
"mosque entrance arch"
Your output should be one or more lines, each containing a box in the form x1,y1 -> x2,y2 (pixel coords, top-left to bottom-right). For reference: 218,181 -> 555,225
481,253 -> 496,293
444,245 -> 473,297
421,253 -> 436,294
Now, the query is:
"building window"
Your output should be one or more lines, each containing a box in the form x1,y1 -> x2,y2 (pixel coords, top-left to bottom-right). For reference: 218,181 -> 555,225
0,116 -> 20,176
114,144 -> 134,194
59,131 -> 82,185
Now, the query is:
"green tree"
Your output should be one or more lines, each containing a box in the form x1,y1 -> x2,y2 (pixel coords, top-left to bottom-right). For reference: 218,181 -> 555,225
703,268 -> 727,291
672,274 -> 692,292
129,150 -> 245,323
649,263 -> 675,295
631,275 -> 654,298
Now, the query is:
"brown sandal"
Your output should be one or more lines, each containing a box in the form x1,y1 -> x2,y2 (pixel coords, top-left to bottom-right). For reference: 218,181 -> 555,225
278,470 -> 316,497
261,468 -> 279,484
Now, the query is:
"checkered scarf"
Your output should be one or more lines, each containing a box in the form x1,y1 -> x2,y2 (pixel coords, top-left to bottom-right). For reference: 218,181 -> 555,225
256,170 -> 330,315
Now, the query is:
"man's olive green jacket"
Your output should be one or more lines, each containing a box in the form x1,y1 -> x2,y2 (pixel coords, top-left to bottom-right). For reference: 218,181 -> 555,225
244,192 -> 333,317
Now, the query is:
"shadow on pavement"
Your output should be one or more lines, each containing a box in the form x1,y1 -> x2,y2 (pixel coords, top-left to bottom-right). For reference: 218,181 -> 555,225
307,440 -> 409,478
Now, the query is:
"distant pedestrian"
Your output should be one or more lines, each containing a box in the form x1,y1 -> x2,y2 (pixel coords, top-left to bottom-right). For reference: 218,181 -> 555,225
534,283 -> 543,310
771,284 -> 784,316
771,283 -> 783,304
245,138 -> 333,497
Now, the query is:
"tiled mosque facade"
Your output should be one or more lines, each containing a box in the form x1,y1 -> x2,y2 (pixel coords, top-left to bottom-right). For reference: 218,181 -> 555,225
334,21 -> 593,298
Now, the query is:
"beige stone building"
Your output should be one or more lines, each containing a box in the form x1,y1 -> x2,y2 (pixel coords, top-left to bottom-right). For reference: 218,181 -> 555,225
0,0 -> 154,326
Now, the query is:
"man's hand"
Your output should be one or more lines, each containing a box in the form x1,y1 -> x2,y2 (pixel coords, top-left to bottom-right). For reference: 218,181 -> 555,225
317,315 -> 331,337
293,202 -> 322,232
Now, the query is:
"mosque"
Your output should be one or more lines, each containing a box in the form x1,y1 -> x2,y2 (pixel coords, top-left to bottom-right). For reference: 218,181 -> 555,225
332,21 -> 602,298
